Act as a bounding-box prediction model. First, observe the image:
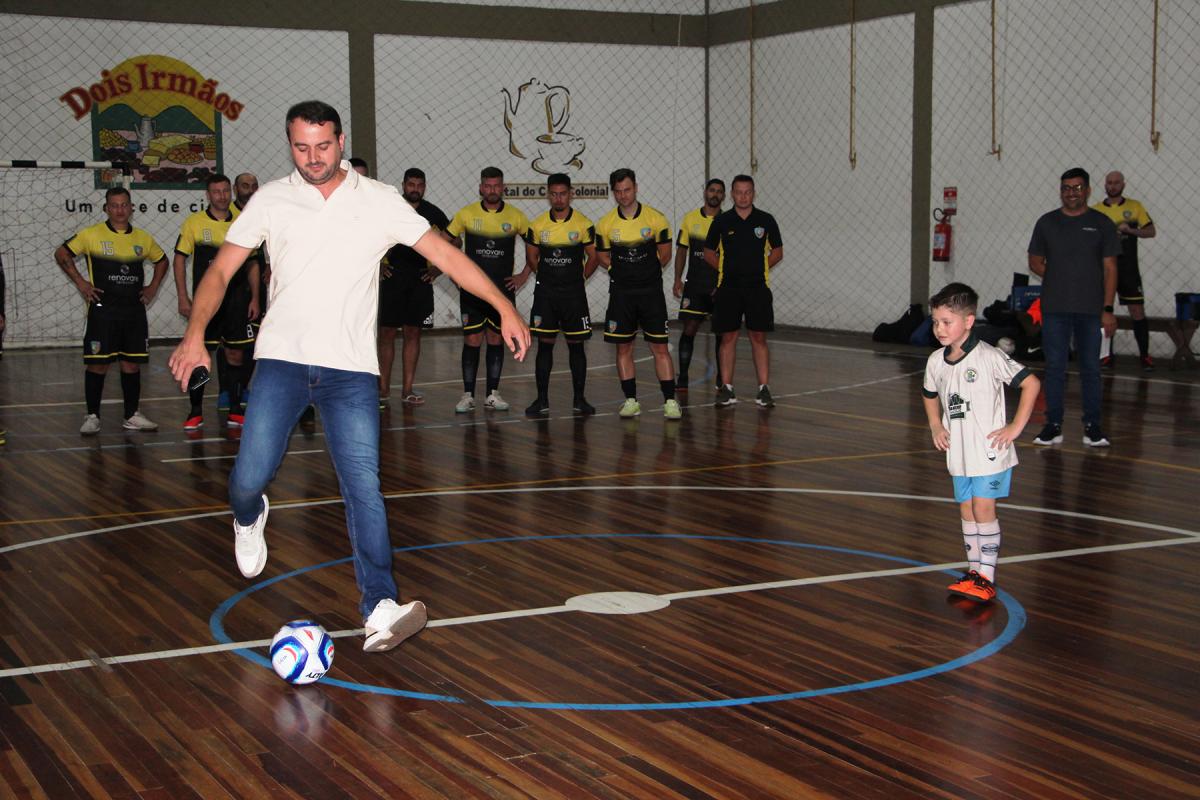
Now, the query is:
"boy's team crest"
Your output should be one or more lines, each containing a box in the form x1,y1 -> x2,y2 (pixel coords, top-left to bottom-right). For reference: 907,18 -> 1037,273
754,227 -> 765,238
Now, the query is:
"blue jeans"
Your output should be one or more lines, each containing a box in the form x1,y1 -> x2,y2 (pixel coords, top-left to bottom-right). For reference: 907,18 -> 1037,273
1041,312 -> 1103,427
229,358 -> 396,619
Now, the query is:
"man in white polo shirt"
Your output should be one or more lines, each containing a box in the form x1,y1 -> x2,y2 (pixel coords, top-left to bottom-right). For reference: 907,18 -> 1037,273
169,101 -> 530,653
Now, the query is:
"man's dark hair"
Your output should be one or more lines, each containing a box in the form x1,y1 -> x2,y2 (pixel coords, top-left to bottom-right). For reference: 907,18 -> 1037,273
705,178 -> 726,191
1060,167 -> 1090,186
481,166 -> 503,181
285,101 -> 342,137
348,157 -> 368,173
403,168 -> 426,182
929,282 -> 979,315
609,168 -> 636,189
206,173 -> 231,189
731,174 -> 755,188
104,187 -> 130,204
547,173 -> 571,189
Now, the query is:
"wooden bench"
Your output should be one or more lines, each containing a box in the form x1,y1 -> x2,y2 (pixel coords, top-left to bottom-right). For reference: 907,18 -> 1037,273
1115,315 -> 1198,370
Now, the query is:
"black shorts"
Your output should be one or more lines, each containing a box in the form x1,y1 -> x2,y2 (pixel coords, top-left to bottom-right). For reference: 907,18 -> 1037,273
461,285 -> 513,333
379,269 -> 434,329
204,285 -> 257,350
1116,259 -> 1144,305
604,288 -> 670,343
530,286 -> 592,341
712,284 -> 774,333
83,302 -> 149,364
678,279 -> 716,318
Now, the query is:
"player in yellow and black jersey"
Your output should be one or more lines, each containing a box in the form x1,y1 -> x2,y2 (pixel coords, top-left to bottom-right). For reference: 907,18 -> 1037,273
594,168 -> 679,420
672,178 -> 726,391
1092,170 -> 1157,370
173,174 -> 261,431
446,167 -> 531,413
522,173 -> 598,416
54,187 -> 168,435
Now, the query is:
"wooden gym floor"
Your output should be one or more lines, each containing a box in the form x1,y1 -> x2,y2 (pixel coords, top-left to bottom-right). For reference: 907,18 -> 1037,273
0,328 -> 1197,799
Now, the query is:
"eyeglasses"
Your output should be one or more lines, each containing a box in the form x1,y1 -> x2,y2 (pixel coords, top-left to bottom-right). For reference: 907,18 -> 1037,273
1060,184 -> 1087,194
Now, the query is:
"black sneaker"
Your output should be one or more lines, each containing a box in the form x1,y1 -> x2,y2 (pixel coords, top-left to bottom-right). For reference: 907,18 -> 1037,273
715,384 -> 737,407
1082,424 -> 1110,447
524,398 -> 550,417
572,397 -> 595,416
1032,423 -> 1063,445
756,385 -> 775,408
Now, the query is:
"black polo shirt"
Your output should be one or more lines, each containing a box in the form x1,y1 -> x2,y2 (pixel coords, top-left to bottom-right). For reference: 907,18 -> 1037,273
704,206 -> 782,287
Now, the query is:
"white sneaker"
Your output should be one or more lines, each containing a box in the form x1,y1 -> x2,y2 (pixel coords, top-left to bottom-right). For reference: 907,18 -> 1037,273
363,598 -> 427,653
454,392 -> 476,413
233,494 -> 269,578
122,410 -> 159,431
80,413 -> 101,435
484,391 -> 510,411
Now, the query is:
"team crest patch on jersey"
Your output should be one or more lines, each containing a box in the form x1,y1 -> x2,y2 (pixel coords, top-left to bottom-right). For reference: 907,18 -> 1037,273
1123,211 -> 1132,220
965,368 -> 978,383
754,227 -> 764,238
607,319 -> 617,332
134,245 -> 143,256
533,315 -> 542,327
640,227 -> 652,239
89,340 -> 101,354
502,223 -> 512,232
568,231 -> 579,242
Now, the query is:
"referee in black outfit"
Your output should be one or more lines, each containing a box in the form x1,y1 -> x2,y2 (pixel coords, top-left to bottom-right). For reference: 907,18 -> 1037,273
703,174 -> 783,407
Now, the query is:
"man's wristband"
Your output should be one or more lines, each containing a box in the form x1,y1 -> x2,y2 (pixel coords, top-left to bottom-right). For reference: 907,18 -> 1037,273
1104,305 -> 1114,313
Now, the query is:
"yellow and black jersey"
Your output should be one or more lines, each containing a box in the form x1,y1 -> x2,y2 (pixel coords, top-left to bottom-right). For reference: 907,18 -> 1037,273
703,207 -> 782,288
676,206 -> 720,292
595,203 -> 671,291
1091,198 -> 1153,265
447,201 -> 529,282
64,221 -> 165,306
525,208 -> 594,291
175,206 -> 246,292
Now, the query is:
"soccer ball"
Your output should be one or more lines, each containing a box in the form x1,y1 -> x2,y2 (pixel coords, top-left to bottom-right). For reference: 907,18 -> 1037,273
270,620 -> 334,685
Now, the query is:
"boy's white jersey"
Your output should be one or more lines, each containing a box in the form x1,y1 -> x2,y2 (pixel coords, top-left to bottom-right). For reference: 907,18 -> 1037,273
922,336 -> 1033,477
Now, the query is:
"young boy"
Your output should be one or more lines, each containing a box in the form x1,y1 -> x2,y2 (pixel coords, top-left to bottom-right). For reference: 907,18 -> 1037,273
922,283 -> 1041,603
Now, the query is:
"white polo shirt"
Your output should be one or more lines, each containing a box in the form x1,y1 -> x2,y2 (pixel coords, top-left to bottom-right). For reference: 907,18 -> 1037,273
225,161 -> 431,374
922,336 -> 1032,477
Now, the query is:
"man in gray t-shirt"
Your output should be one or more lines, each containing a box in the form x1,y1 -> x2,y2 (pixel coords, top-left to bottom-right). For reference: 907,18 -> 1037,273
1026,167 -> 1119,448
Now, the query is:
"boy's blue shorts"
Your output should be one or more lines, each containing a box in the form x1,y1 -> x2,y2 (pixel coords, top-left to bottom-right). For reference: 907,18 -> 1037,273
952,469 -> 1012,503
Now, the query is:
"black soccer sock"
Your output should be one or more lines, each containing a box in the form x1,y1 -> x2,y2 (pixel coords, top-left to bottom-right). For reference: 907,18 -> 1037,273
228,360 -> 249,412
188,384 -> 205,416
712,331 -> 724,386
216,347 -> 229,395
485,344 -> 505,395
1133,318 -> 1150,357
660,379 -> 676,401
85,370 -> 105,416
568,342 -> 587,399
535,341 -> 554,402
677,333 -> 695,382
120,370 -> 140,419
461,344 -> 481,395
620,377 -> 636,399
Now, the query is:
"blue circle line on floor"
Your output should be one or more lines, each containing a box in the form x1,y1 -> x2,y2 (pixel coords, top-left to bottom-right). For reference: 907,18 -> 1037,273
210,532 -> 1025,710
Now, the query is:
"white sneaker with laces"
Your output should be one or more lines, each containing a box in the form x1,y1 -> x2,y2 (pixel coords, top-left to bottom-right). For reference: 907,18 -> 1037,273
363,598 -> 428,652
484,391 -> 510,411
80,413 -> 101,435
122,410 -> 159,431
233,494 -> 269,578
454,392 -> 476,413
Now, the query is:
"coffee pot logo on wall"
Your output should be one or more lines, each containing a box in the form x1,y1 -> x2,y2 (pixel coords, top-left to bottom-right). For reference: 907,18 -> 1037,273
501,78 -> 585,175
59,54 -> 243,190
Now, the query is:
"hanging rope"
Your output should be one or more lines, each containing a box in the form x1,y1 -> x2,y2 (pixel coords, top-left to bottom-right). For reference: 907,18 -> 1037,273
849,0 -> 857,169
1150,0 -> 1162,151
749,0 -> 758,174
988,0 -> 1001,159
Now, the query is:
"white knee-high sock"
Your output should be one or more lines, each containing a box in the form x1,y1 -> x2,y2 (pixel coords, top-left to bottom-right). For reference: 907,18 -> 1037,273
977,519 -> 1002,582
962,519 -> 980,573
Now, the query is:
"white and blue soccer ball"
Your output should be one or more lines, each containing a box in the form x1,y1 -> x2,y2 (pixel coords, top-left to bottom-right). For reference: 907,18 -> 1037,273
270,620 -> 334,685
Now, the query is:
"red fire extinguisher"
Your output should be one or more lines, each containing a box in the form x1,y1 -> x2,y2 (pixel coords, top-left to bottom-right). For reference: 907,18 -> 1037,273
932,186 -> 957,262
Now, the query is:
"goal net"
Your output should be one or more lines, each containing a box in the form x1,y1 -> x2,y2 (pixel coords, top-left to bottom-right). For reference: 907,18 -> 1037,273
0,161 -> 131,348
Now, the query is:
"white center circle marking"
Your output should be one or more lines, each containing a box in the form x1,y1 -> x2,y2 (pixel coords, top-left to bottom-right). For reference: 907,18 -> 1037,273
564,591 -> 671,615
